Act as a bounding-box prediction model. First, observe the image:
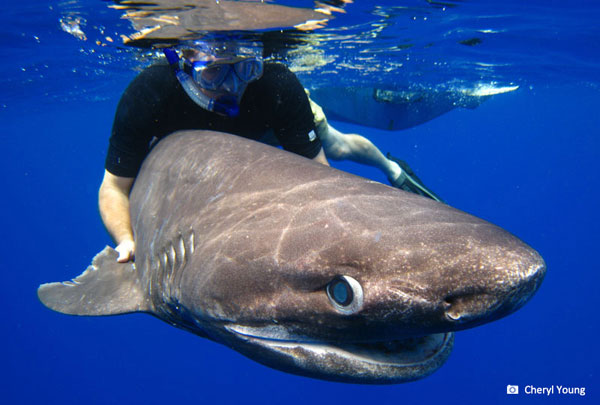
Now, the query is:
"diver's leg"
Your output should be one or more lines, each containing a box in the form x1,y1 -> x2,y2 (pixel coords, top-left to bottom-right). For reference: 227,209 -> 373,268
320,124 -> 442,201
319,124 -> 402,180
307,94 -> 441,200
308,93 -> 400,179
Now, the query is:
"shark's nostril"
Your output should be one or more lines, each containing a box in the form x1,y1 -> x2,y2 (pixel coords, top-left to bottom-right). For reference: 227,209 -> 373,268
443,293 -> 500,323
444,296 -> 463,321
443,296 -> 454,311
443,295 -> 465,321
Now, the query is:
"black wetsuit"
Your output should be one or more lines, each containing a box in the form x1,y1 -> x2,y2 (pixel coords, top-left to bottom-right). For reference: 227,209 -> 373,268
105,62 -> 320,177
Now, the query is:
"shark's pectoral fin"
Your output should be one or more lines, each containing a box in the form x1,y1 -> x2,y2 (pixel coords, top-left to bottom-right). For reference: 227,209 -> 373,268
37,246 -> 150,316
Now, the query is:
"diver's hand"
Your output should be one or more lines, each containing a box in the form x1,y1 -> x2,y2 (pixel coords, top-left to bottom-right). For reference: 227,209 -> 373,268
115,239 -> 135,262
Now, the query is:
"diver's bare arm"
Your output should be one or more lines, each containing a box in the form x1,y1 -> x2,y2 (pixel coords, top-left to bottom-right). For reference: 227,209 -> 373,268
98,170 -> 135,262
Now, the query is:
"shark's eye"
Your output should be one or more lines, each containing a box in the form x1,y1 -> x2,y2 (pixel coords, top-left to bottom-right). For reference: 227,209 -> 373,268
326,275 -> 364,314
330,278 -> 352,305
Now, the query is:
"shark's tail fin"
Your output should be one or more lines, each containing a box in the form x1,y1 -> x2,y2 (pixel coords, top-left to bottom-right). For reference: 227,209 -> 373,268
37,246 -> 150,316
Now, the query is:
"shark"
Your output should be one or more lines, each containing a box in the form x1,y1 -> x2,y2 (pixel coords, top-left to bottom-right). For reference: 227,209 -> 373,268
38,130 -> 546,384
308,85 -> 517,131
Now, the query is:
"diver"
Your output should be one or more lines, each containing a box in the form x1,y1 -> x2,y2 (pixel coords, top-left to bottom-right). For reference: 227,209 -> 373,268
99,39 -> 440,262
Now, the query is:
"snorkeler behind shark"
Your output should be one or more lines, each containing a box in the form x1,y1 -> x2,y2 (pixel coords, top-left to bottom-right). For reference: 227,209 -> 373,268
38,131 -> 545,384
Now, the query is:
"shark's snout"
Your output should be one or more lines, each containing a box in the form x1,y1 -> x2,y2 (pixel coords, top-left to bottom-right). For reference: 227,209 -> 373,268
439,252 -> 546,327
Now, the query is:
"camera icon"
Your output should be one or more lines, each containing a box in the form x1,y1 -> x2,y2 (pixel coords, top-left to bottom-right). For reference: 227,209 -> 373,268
506,385 -> 519,395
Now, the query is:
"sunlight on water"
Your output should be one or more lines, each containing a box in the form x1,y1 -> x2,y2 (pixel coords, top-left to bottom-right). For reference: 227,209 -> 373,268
2,0 -> 599,108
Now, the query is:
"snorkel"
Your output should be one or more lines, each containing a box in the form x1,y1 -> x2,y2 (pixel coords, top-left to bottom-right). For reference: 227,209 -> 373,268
163,48 -> 240,117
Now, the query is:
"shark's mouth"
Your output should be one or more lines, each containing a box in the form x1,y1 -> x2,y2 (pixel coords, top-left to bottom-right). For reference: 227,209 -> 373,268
225,324 -> 454,384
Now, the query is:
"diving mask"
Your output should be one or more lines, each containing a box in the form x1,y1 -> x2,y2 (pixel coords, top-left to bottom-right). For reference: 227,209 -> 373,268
182,57 -> 263,91
164,48 -> 263,117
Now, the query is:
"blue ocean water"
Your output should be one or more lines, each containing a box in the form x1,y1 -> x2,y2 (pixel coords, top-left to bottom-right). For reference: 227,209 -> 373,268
2,0 -> 599,404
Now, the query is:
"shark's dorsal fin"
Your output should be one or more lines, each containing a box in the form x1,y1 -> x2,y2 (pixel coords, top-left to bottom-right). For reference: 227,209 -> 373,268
37,246 -> 151,316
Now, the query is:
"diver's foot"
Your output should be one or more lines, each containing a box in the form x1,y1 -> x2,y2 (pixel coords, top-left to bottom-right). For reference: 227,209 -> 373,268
386,153 -> 443,202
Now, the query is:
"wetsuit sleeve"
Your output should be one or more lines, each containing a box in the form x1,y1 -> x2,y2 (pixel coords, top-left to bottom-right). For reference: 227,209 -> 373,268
105,65 -> 176,177
262,64 -> 322,159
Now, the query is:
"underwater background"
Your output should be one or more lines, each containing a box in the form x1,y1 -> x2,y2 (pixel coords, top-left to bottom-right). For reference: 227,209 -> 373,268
2,0 -> 598,403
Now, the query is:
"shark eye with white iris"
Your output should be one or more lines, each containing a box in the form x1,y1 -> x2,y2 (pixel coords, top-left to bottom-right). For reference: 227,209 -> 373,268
326,275 -> 364,315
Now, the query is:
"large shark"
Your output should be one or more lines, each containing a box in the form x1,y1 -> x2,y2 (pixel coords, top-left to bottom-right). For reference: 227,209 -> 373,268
309,85 -> 518,131
38,130 -> 545,384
